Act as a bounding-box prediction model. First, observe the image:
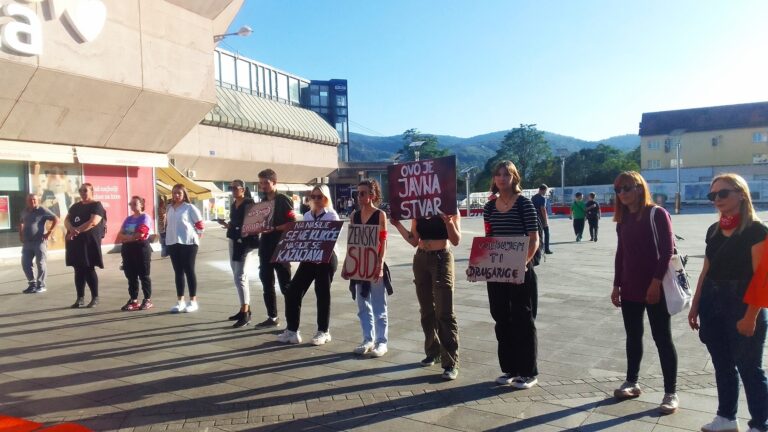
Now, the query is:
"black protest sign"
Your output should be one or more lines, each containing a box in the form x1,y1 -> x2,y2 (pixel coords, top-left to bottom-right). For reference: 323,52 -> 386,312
387,155 -> 457,220
271,220 -> 343,263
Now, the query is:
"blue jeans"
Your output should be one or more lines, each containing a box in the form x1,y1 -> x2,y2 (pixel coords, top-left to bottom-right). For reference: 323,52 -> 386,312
699,278 -> 768,431
355,280 -> 388,344
21,242 -> 47,288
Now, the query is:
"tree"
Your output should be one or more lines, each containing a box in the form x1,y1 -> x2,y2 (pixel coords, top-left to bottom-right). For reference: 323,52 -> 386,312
398,128 -> 450,162
475,124 -> 551,190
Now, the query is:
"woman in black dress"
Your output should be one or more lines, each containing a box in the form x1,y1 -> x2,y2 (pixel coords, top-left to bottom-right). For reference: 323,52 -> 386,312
65,183 -> 106,308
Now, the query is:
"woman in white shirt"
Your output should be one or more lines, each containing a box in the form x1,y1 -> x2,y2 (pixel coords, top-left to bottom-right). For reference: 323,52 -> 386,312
277,185 -> 339,345
165,184 -> 204,313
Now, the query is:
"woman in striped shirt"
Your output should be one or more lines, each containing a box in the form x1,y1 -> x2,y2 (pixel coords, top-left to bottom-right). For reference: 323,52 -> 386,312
483,161 -> 541,389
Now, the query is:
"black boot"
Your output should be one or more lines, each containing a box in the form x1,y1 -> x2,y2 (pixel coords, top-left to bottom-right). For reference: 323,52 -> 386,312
229,311 -> 244,321
233,311 -> 251,328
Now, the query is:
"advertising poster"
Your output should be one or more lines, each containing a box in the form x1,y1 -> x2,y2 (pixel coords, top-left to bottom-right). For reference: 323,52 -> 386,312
31,162 -> 82,250
467,236 -> 529,284
127,166 -> 156,224
0,196 -> 9,230
342,223 -> 380,282
387,155 -> 457,220
241,201 -> 274,236
83,164 -> 129,245
271,220 -> 343,264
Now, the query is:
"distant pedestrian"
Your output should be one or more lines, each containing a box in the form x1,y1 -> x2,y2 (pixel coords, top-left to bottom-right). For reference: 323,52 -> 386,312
117,196 -> 154,311
688,173 -> 767,432
157,198 -> 168,257
483,161 -> 540,390
531,184 -> 553,254
611,171 -> 679,414
278,185 -> 339,345
571,192 -> 586,242
585,192 -> 601,242
165,184 -> 204,313
65,183 -> 106,308
19,193 -> 59,294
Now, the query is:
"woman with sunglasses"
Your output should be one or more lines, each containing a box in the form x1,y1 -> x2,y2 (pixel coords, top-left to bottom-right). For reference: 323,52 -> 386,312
277,185 -> 339,345
219,180 -> 259,328
688,174 -> 767,432
611,171 -> 679,414
65,183 -> 106,308
165,184 -> 204,313
117,196 -> 154,311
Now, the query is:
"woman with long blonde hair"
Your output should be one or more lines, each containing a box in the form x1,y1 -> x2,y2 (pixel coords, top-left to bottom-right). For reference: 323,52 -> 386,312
611,171 -> 679,414
688,173 -> 767,432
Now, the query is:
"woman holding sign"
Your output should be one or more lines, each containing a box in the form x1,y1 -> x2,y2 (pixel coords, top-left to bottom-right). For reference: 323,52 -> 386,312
483,161 -> 540,389
391,214 -> 461,380
687,174 -> 767,432
342,179 -> 392,357
277,185 -> 339,345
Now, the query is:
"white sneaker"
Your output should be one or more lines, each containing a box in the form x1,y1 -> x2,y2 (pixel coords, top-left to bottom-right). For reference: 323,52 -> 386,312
185,301 -> 199,312
659,393 -> 679,414
370,343 -> 388,357
512,376 -> 538,389
613,381 -> 642,399
496,373 -> 518,385
311,331 -> 332,346
701,416 -> 739,432
277,330 -> 301,344
353,341 -> 374,355
170,301 -> 186,313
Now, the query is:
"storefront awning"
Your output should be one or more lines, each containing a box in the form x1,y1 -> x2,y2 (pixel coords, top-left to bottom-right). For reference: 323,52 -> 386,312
76,147 -> 168,167
196,181 -> 227,196
0,141 -> 74,163
156,180 -> 172,198
155,165 -> 212,200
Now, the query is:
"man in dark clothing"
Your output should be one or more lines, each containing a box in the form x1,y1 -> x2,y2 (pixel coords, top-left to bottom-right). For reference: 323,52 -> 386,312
531,184 -> 553,254
20,193 -> 59,293
255,169 -> 296,328
585,192 -> 601,242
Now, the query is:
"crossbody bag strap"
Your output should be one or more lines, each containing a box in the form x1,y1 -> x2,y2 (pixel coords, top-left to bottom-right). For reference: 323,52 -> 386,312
650,206 -> 660,260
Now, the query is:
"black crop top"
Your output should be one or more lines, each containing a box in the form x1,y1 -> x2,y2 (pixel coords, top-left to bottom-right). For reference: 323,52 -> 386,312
416,217 -> 448,240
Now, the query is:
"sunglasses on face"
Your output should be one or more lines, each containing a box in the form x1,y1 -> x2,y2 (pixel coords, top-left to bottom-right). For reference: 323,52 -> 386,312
707,189 -> 736,201
78,189 -> 89,193
228,186 -> 242,192
614,184 -> 638,194
310,194 -> 324,200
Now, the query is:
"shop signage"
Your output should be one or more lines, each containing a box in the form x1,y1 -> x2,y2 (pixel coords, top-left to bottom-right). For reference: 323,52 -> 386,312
0,0 -> 106,56
466,236 -> 529,284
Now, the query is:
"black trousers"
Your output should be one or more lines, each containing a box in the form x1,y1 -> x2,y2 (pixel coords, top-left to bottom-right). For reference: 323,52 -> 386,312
74,266 -> 98,298
573,218 -> 585,237
167,244 -> 198,297
621,299 -> 678,393
587,217 -> 599,240
487,268 -> 538,377
259,246 -> 292,319
122,241 -> 152,300
541,225 -> 551,251
285,254 -> 337,332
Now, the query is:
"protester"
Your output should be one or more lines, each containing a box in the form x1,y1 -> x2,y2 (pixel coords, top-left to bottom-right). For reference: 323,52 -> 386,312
20,193 -> 59,294
255,169 -> 296,328
219,179 -> 258,328
571,192 -> 586,242
116,196 -> 154,311
688,173 -> 767,432
158,198 -> 168,258
165,184 -> 204,313
343,179 -> 391,357
391,211 -> 461,380
278,185 -> 339,345
65,183 -> 105,308
530,184 -> 553,254
585,192 -> 601,242
611,171 -> 679,414
483,161 -> 540,389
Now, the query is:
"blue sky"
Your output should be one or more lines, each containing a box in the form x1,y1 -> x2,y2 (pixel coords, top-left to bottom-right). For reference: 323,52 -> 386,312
221,0 -> 768,141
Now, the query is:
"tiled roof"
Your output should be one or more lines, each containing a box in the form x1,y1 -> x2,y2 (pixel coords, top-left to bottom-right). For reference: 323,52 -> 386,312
202,86 -> 340,146
639,101 -> 768,136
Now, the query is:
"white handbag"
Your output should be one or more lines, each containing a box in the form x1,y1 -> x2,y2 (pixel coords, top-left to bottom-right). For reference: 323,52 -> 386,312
650,206 -> 692,315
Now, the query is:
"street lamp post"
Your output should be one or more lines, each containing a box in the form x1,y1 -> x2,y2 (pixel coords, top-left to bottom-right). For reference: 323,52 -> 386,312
669,129 -> 686,215
460,166 -> 478,215
409,141 -> 425,162
214,25 -> 253,43
556,148 -> 569,204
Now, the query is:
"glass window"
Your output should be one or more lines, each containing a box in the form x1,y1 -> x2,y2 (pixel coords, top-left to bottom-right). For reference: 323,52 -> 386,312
647,160 -> 661,169
257,67 -> 266,96
310,95 -> 320,106
277,73 -> 288,102
289,78 -> 299,104
270,70 -> 278,99
236,59 -> 251,91
337,107 -> 347,116
753,132 -> 768,143
220,54 -> 236,86
647,140 -> 659,150
336,121 -> 348,142
320,86 -> 329,106
336,95 -> 347,107
251,65 -> 259,94
213,52 -> 220,83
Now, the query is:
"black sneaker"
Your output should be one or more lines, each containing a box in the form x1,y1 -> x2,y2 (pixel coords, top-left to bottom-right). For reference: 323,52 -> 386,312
23,286 -> 36,294
86,297 -> 100,308
233,311 -> 252,328
71,297 -> 85,308
229,311 -> 244,321
420,355 -> 440,366
545,250 -> 553,254
254,317 -> 279,328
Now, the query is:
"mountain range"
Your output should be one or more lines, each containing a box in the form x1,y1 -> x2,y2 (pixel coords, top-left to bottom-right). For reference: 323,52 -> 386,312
349,130 -> 640,169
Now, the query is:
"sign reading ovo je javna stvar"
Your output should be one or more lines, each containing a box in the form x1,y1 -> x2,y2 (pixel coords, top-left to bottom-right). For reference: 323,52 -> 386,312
241,201 -> 273,237
467,236 -> 529,284
342,223 -> 379,282
387,155 -> 457,220
271,221 -> 343,264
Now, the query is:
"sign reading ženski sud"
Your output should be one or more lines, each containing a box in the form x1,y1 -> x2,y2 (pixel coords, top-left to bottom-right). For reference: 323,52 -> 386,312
241,201 -> 273,237
271,221 -> 343,264
387,155 -> 457,220
467,236 -> 530,284
342,223 -> 379,282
